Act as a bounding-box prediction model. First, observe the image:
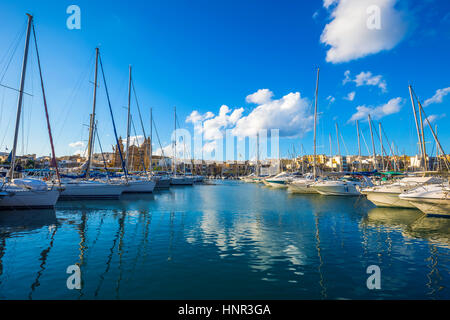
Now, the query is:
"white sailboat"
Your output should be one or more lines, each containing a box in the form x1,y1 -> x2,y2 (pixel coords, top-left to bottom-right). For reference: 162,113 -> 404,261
361,176 -> 442,208
0,14 -> 59,209
265,172 -> 292,188
59,179 -> 125,200
399,183 -> 450,216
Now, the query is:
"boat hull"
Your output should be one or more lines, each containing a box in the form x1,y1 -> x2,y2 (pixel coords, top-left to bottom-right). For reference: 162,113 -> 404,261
403,198 -> 450,216
122,180 -> 156,193
155,177 -> 171,189
364,191 -> 416,208
0,189 -> 60,209
59,182 -> 125,200
288,182 -> 317,194
313,184 -> 361,196
266,180 -> 288,188
170,177 -> 194,185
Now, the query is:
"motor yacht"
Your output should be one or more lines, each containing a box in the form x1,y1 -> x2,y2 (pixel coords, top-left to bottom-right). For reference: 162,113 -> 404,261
399,183 -> 450,216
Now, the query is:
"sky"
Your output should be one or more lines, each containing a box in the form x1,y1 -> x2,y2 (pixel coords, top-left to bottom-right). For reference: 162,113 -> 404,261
0,0 -> 449,160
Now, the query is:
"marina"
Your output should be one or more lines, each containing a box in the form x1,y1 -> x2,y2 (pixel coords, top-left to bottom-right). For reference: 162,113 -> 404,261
0,180 -> 449,300
0,1 -> 449,305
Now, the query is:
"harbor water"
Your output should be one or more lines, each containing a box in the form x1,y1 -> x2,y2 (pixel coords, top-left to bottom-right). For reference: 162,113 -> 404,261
0,180 -> 448,299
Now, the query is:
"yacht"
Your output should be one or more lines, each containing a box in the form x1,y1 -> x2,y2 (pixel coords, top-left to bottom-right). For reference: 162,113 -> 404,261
0,179 -> 60,209
287,174 -> 318,194
312,176 -> 372,196
154,175 -> 171,189
265,172 -> 293,188
361,176 -> 442,208
120,176 -> 156,193
399,183 -> 450,216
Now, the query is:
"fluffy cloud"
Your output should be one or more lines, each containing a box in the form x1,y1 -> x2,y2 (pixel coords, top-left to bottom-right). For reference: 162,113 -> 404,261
344,91 -> 356,101
343,70 -> 387,91
426,113 -> 446,123
186,90 -> 314,153
320,0 -> 408,63
245,89 -> 274,104
121,135 -> 145,147
348,97 -> 403,122
423,87 -> 450,107
327,95 -> 336,103
232,91 -> 313,138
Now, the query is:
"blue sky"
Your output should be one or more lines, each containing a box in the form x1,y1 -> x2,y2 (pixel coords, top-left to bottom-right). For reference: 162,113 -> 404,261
0,0 -> 449,159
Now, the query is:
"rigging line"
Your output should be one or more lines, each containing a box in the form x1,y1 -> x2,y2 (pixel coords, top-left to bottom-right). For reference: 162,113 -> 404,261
54,51 -> 95,143
130,115 -> 147,173
98,53 -> 127,178
131,79 -> 147,138
360,130 -> 371,156
152,117 -> 169,170
94,122 -> 111,181
0,20 -> 26,83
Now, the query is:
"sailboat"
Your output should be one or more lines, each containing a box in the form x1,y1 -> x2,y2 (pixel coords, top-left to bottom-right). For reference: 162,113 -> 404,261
287,67 -> 320,194
58,48 -> 126,200
170,107 -> 193,185
0,14 -> 59,209
120,66 -> 155,193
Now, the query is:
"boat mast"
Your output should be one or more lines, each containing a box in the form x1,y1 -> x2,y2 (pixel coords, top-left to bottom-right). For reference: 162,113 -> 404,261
150,107 -> 153,174
256,131 -> 259,176
418,98 -> 427,171
173,106 -> 177,175
379,122 -> 384,171
328,133 -> 332,171
8,14 -> 33,180
85,48 -> 99,179
356,120 -> 362,171
32,21 -> 61,186
335,123 -> 341,172
368,114 -> 377,171
408,85 -> 424,172
125,65 -> 132,173
313,67 -> 319,179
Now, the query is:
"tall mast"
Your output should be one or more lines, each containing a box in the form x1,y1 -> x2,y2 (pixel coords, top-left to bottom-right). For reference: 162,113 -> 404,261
150,107 -> 153,174
408,85 -> 424,171
125,65 -> 132,173
368,114 -> 377,171
418,99 -> 427,171
335,123 -> 341,172
256,131 -> 260,176
8,14 -> 33,180
379,122 -> 384,171
356,120 -> 362,171
173,106 -> 177,174
31,21 -> 61,186
313,67 -> 319,179
85,49 -> 99,178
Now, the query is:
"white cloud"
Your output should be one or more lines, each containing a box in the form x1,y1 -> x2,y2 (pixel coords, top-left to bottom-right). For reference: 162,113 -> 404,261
348,97 -> 403,122
327,95 -> 336,103
426,113 -> 446,123
69,141 -> 85,148
245,89 -> 274,104
423,87 -> 450,107
232,91 -> 313,138
186,89 -> 314,154
154,144 -> 173,157
121,135 -> 145,147
343,70 -> 387,91
320,0 -> 408,63
344,91 -> 356,101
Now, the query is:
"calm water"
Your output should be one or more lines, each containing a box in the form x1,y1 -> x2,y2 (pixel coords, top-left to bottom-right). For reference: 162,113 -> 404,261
0,180 -> 449,300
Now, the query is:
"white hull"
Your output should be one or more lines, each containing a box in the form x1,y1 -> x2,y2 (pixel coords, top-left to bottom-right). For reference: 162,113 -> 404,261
288,182 -> 318,194
122,180 -> 156,193
364,192 -> 415,208
59,181 -> 126,200
405,198 -> 450,216
266,181 -> 288,188
313,183 -> 361,196
0,189 -> 59,209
